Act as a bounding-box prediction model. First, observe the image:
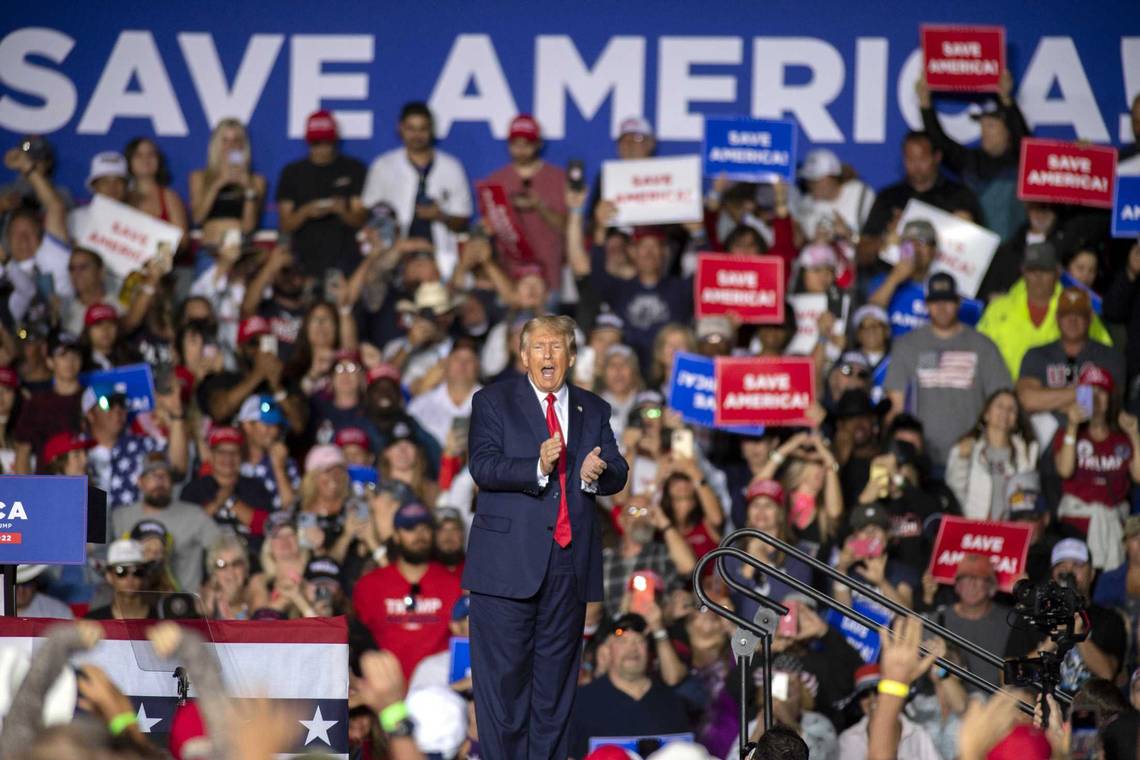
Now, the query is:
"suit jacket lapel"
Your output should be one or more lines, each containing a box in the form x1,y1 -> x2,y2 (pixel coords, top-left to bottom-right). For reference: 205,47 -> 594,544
515,377 -> 552,446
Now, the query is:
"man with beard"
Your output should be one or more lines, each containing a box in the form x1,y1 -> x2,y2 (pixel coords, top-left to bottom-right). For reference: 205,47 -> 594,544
364,363 -> 442,475
113,454 -> 220,594
601,493 -> 695,617
567,612 -> 688,760
432,507 -> 466,576
353,501 -> 463,679
239,244 -> 307,362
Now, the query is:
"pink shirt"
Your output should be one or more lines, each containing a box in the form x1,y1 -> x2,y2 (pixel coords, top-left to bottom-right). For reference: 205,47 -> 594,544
483,161 -> 568,291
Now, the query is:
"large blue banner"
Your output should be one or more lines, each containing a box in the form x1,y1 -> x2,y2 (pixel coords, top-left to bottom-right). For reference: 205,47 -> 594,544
1,1 -> 1136,227
0,476 -> 88,564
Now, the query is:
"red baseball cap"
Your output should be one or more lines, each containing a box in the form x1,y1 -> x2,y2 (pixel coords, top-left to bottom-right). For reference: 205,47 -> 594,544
169,701 -> 207,760
367,363 -> 402,386
43,431 -> 95,465
1078,364 -> 1113,394
305,109 -> 338,143
0,367 -> 18,390
508,114 -> 541,142
208,426 -> 244,449
335,426 -> 371,450
84,303 -> 118,327
746,478 -> 785,505
237,316 -> 271,345
334,349 -> 361,367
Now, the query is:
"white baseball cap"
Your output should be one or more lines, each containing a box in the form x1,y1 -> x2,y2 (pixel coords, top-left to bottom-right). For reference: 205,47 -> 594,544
406,686 -> 467,757
107,538 -> 146,566
86,151 -> 128,191
618,115 -> 653,138
798,148 -> 842,181
1050,538 -> 1090,567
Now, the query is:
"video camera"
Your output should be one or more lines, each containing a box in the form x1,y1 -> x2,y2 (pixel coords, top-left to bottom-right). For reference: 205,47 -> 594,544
1011,576 -> 1083,631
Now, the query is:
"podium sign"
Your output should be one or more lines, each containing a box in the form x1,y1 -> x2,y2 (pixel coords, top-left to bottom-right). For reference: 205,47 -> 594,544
0,476 -> 89,564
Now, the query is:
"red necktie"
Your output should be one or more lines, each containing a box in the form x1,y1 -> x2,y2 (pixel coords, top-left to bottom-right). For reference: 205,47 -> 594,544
545,393 -> 572,547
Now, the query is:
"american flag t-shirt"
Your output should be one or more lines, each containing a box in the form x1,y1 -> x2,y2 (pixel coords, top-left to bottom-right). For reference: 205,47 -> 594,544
915,350 -> 978,390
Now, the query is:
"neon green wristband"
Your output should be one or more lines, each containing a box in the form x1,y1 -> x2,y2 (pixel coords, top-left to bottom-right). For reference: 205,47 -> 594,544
379,701 -> 409,733
108,711 -> 138,736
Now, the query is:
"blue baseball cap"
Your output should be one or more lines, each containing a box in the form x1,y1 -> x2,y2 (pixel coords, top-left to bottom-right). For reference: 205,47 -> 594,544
394,502 -> 433,530
238,394 -> 283,425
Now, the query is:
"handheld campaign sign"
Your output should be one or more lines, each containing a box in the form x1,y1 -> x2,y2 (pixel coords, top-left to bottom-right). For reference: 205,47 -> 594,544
474,181 -> 536,264
0,476 -> 88,564
80,363 -> 157,415
602,156 -> 703,226
928,516 -> 1033,593
920,25 -> 1005,92
714,356 -> 815,427
702,117 -> 798,182
668,352 -> 765,436
885,199 -> 1000,298
74,196 -> 183,279
1111,175 -> 1140,238
826,596 -> 891,663
347,465 -> 378,487
694,253 -> 785,322
448,636 -> 471,683
1018,139 -> 1117,209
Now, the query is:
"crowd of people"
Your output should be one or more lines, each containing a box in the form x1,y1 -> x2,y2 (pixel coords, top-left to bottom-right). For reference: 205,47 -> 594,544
1,67 -> 1140,759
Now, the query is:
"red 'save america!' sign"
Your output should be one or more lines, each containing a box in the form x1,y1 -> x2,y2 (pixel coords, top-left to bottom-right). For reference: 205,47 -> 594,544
714,356 -> 814,427
1017,138 -> 1117,209
694,254 -> 785,323
927,516 -> 1033,592
921,25 -> 1005,92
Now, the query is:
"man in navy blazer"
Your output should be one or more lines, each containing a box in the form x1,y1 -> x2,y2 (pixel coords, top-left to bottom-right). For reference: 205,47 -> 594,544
463,314 -> 628,759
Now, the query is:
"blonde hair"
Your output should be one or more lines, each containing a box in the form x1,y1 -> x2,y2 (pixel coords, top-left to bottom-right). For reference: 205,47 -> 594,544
299,467 -> 350,511
203,117 -> 251,188
519,315 -> 578,356
781,459 -> 836,540
259,532 -> 311,581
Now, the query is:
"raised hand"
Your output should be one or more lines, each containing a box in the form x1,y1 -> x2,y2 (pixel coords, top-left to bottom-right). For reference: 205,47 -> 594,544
580,446 -> 607,484
539,433 -> 562,476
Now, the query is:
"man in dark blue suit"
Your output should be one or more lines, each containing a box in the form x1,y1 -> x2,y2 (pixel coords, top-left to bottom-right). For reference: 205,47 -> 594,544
463,314 -> 628,759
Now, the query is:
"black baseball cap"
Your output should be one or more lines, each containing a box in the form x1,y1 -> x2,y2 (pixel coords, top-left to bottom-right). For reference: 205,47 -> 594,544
924,272 -> 959,303
598,612 -> 648,644
1023,241 -> 1059,271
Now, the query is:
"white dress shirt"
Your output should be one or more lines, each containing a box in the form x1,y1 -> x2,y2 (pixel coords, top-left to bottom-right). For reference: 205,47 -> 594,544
528,379 -> 596,492
361,148 -> 472,280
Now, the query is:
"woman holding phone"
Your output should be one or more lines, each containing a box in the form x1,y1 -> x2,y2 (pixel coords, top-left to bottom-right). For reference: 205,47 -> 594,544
189,118 -> 266,247
1055,364 -> 1140,570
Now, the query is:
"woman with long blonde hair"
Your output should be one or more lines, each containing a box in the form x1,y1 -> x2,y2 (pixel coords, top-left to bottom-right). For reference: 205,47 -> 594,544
379,423 -> 439,506
188,118 -> 266,246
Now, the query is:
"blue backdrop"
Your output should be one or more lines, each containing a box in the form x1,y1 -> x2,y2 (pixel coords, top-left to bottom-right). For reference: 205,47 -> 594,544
1,1 -> 1137,223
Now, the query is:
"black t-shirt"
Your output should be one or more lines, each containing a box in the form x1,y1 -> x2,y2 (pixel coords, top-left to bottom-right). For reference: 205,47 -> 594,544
180,475 -> 273,537
275,154 -> 366,277
568,676 -> 689,759
862,175 -> 984,236
878,484 -> 954,575
257,298 -> 305,363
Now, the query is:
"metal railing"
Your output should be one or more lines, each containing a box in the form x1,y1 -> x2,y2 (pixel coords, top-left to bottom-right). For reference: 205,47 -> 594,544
692,526 -> 1070,750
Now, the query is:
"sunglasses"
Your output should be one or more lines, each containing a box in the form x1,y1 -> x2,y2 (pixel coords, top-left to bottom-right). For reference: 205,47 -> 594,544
839,365 -> 870,379
626,505 -> 649,518
112,565 -> 148,578
639,407 -> 662,420
214,557 -> 247,570
403,582 -> 421,612
334,362 -> 359,374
